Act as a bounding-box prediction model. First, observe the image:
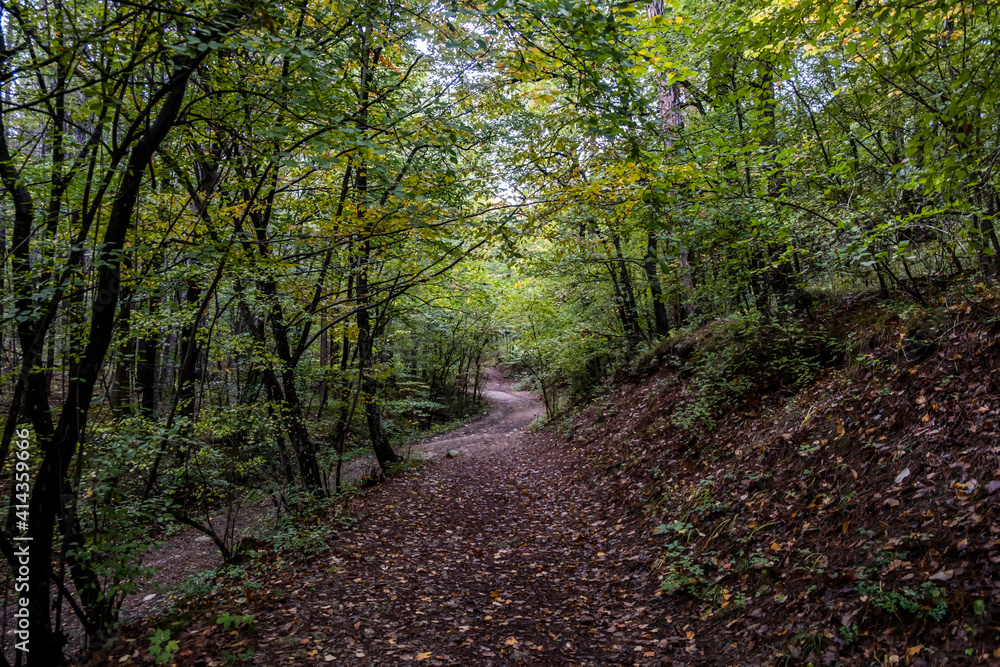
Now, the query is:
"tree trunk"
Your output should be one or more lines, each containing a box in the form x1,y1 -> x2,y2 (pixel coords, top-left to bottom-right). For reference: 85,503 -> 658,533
176,283 -> 202,419
612,235 -> 642,345
269,295 -> 324,492
358,295 -> 399,471
646,0 -> 695,319
137,303 -> 159,417
111,297 -> 133,417
22,51 -> 203,666
644,231 -> 670,336
354,19 -> 400,471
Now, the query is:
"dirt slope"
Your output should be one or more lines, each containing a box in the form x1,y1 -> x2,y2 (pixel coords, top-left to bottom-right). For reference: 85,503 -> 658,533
554,304 -> 1000,666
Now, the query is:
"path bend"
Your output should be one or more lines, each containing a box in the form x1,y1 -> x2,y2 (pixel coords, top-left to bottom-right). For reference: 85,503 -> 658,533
251,373 -> 666,666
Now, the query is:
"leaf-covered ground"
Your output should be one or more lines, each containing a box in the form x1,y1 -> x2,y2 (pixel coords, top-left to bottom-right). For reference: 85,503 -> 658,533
92,379 -> 691,666
244,383 -> 673,665
561,298 -> 1000,666
91,300 -> 1000,667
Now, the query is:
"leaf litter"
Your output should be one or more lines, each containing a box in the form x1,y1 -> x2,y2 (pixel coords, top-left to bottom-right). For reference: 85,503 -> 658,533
89,302 -> 1000,666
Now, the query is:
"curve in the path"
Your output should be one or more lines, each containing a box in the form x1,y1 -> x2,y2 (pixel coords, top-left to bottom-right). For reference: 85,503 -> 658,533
417,374 -> 544,461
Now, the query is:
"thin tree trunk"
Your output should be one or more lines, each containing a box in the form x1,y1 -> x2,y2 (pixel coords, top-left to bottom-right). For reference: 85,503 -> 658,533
355,18 -> 399,471
24,51 -> 204,666
111,296 -> 133,417
644,231 -> 670,336
647,0 -> 695,318
612,236 -> 642,345
137,300 -> 159,417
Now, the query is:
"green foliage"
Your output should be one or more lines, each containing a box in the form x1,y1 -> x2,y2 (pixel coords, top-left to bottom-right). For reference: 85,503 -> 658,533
4,0 -> 997,659
215,613 -> 256,630
269,521 -> 338,560
856,577 -> 948,622
174,569 -> 227,601
839,623 -> 859,647
671,312 -> 839,431
221,650 -> 257,665
262,489 -> 360,562
653,520 -> 694,535
497,271 -> 624,414
148,629 -> 180,666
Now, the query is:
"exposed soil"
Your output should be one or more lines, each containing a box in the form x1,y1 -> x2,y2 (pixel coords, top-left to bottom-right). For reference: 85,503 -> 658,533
118,505 -> 273,623
416,369 -> 544,459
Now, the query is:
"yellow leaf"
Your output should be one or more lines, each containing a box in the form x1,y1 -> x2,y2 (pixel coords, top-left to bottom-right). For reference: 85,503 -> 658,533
416,652 -> 432,660
770,542 -> 782,551
505,637 -> 518,646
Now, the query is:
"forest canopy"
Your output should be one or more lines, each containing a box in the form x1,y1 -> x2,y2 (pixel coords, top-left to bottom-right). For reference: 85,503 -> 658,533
2,0 -> 999,663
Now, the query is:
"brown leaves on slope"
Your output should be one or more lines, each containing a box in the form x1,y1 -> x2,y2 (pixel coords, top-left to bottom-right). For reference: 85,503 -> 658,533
564,305 -> 1000,665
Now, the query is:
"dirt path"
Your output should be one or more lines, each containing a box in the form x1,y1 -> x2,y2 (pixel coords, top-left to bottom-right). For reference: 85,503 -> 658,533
416,370 -> 544,460
116,378 -> 536,624
246,373 -> 674,666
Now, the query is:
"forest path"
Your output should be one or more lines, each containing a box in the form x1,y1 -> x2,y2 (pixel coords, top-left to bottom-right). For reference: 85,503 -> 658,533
118,374 -> 540,625
250,373 -> 668,665
415,368 -> 544,460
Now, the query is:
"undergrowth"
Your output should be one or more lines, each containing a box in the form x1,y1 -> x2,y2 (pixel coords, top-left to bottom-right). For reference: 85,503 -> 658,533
668,309 -> 842,432
562,284 -> 1000,664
